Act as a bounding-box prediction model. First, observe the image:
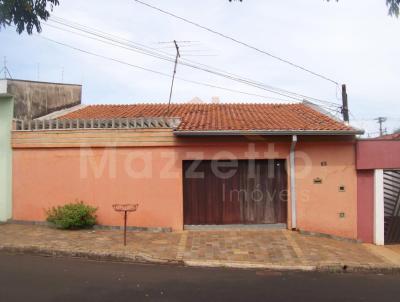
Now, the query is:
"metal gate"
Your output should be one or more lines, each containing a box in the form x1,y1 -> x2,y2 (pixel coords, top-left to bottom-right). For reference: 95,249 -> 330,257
384,170 -> 400,244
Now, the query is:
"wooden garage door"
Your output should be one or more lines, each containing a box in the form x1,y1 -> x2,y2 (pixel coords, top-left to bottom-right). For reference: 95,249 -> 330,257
183,159 -> 287,225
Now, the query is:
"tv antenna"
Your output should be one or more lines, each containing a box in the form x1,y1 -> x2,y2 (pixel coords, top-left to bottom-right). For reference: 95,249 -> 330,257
0,57 -> 12,79
166,40 -> 180,115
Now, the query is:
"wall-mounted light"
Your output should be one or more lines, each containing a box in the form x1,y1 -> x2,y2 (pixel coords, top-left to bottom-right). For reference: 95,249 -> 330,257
313,178 -> 323,184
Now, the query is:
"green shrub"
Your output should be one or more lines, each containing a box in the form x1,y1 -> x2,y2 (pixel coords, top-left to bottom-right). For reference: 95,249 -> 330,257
46,201 -> 97,230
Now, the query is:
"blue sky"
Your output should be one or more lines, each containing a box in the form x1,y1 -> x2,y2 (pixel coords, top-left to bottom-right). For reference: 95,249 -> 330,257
1,0 -> 399,136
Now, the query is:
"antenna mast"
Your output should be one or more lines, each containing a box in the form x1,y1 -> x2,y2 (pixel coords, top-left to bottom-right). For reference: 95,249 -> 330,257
166,40 -> 180,115
0,57 -> 12,79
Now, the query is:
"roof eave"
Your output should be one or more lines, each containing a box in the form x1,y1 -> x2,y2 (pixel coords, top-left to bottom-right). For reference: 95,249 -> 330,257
174,129 -> 364,136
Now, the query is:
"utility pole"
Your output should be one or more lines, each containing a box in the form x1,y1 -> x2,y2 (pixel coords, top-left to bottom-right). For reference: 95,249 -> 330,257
166,40 -> 180,116
375,117 -> 387,136
341,84 -> 349,123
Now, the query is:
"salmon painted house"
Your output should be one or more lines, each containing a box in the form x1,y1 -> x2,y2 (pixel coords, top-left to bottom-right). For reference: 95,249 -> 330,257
2,93 -> 398,245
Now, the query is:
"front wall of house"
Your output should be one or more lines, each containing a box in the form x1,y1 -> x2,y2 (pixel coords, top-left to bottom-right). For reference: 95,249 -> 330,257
12,140 -> 291,230
12,130 -> 358,238
13,147 -> 184,230
295,141 -> 358,239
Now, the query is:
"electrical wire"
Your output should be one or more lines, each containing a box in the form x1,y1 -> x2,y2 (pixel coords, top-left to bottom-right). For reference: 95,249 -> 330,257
47,18 -> 306,102
36,34 -> 300,102
46,16 -> 342,108
50,16 -> 340,107
44,22 -> 306,102
133,0 -> 339,85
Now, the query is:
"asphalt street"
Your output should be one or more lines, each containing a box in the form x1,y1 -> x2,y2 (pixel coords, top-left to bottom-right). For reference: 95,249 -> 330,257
0,252 -> 399,302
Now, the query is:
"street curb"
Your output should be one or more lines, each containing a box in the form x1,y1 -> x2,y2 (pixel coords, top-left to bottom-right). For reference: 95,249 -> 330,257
0,245 -> 182,266
183,260 -> 317,271
1,245 -> 400,273
316,263 -> 400,274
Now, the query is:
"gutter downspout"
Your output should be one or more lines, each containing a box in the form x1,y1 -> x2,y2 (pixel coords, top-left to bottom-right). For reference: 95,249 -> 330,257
290,135 -> 298,230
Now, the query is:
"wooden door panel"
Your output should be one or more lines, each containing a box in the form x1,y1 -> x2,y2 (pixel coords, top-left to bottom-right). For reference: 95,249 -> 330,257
183,159 -> 287,225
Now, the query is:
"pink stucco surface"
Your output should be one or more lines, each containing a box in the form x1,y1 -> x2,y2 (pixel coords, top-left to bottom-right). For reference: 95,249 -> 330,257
357,140 -> 400,170
295,141 -> 358,239
355,139 -> 400,243
12,134 -> 359,238
13,147 -> 184,230
357,170 -> 374,243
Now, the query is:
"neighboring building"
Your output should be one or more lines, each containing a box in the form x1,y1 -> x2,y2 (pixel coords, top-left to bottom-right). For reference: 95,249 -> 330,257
0,79 -> 82,120
0,94 -> 13,222
8,101 -> 365,241
357,134 -> 400,245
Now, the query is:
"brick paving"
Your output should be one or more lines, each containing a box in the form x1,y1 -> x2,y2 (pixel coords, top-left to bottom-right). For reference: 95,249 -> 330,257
0,224 -> 182,261
0,224 -> 399,270
184,230 -> 387,268
184,230 -> 301,265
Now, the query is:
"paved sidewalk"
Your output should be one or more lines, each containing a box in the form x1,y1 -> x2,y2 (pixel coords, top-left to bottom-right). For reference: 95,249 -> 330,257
0,224 -> 399,271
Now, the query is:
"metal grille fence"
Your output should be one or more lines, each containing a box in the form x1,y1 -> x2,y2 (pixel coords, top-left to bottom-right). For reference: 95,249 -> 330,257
14,117 -> 181,131
384,170 -> 400,244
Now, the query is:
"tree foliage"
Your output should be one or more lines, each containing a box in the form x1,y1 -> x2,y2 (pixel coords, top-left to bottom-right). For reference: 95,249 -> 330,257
328,0 -> 399,17
0,0 -> 59,34
0,0 -> 398,36
387,0 -> 400,17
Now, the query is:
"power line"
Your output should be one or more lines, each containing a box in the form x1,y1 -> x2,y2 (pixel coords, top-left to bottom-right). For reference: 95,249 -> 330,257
47,19 -> 306,102
133,0 -> 339,85
45,21 -> 301,102
350,117 -> 400,122
48,16 -> 340,107
45,17 -> 341,109
35,34 -> 301,102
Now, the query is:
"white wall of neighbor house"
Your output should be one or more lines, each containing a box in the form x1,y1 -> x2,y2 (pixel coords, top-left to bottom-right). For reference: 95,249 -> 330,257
0,80 -> 7,93
374,169 -> 385,245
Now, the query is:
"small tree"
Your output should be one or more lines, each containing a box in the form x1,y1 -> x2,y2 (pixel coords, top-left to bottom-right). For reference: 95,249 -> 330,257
0,0 -> 59,34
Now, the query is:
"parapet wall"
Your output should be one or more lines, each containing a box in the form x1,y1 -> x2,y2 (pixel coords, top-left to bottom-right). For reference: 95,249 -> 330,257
0,79 -> 81,119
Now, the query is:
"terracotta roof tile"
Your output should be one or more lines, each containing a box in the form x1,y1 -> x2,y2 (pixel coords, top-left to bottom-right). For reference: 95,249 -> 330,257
59,103 -> 358,133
